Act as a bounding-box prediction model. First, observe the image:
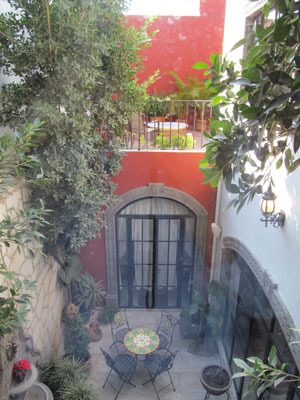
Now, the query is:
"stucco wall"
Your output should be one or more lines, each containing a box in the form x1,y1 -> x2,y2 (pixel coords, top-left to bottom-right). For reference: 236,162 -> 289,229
126,0 -> 226,94
214,0 -> 300,331
0,187 -> 66,363
80,151 -> 217,287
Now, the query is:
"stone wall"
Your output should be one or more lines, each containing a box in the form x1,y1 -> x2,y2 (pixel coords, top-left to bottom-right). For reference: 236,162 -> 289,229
0,186 -> 66,398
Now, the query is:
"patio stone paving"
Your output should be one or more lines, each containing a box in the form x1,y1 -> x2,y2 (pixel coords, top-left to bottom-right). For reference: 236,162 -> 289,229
89,310 -> 236,400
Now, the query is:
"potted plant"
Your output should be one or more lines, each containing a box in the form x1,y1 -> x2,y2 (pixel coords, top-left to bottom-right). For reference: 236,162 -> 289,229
62,306 -> 91,364
145,93 -> 170,122
97,305 -> 118,325
200,365 -> 232,397
167,71 -> 212,128
179,291 -> 208,339
73,272 -> 107,323
9,361 -> 38,399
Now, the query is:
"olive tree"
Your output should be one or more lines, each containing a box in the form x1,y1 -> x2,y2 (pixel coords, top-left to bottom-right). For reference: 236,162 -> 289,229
0,0 -> 156,267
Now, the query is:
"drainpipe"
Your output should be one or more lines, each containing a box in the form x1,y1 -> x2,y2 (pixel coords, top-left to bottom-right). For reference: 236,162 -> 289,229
210,183 -> 223,282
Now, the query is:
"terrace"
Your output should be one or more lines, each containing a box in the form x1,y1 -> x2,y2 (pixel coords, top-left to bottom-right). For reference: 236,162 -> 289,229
125,100 -> 212,151
90,309 -> 234,400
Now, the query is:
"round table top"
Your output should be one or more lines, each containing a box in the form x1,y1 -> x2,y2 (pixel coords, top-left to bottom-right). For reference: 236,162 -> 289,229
147,121 -> 187,130
124,328 -> 159,355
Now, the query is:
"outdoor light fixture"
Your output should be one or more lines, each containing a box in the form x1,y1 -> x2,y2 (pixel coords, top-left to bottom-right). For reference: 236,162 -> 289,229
260,184 -> 285,228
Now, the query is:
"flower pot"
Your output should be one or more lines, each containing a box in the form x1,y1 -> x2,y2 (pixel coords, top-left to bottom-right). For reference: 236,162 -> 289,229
9,365 -> 38,400
88,321 -> 102,341
200,365 -> 231,397
25,382 -> 54,400
196,119 -> 209,131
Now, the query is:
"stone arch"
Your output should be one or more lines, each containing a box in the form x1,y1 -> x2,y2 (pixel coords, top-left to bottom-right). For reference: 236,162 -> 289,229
222,236 -> 300,368
105,183 -> 208,307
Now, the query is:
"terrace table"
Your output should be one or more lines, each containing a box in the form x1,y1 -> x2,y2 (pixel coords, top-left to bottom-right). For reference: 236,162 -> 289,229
124,328 -> 159,356
147,121 -> 188,136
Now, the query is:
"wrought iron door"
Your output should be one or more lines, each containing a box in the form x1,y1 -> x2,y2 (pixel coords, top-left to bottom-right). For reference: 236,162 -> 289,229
116,213 -> 195,309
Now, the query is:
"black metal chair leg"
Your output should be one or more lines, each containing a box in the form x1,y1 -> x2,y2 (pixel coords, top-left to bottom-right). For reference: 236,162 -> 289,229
204,391 -> 210,399
152,380 -> 160,400
167,370 -> 176,391
103,368 -> 113,388
114,381 -> 125,400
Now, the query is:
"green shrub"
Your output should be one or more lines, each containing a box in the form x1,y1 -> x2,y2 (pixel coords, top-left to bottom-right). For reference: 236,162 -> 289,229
63,314 -> 91,362
41,354 -> 96,400
41,355 -> 85,397
155,135 -> 171,149
59,377 -> 98,400
172,135 -> 196,149
98,305 -> 118,325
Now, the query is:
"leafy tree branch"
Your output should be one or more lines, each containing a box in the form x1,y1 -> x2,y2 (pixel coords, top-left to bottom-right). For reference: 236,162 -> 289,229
233,345 -> 300,398
0,121 -> 50,344
194,0 -> 300,210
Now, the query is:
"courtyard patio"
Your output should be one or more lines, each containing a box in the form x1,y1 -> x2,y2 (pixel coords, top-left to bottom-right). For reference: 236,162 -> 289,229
89,310 -> 236,400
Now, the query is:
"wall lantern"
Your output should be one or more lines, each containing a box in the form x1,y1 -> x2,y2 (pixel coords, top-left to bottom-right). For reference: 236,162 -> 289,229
260,184 -> 285,228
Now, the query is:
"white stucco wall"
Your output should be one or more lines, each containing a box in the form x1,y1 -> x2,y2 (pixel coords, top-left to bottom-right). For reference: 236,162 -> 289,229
214,0 -> 300,330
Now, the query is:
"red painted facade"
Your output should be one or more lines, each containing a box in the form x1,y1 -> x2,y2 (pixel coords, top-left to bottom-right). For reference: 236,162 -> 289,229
80,2 -> 226,296
80,152 -> 217,288
126,0 -> 226,94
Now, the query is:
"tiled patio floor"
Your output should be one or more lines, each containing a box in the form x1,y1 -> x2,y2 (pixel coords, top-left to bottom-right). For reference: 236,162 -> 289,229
89,310 -> 236,400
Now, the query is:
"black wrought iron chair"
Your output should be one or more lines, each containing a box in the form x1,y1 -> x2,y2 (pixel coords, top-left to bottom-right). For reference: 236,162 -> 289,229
110,309 -> 131,352
143,349 -> 178,400
156,311 -> 178,350
100,347 -> 137,400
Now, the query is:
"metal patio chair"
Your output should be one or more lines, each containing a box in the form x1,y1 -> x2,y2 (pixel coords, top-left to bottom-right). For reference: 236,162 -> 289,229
156,310 -> 178,350
143,349 -> 178,400
110,309 -> 131,352
100,347 -> 137,400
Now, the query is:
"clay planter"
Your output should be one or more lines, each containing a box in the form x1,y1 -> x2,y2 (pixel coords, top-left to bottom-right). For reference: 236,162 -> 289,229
88,321 -> 103,341
200,365 -> 231,397
196,119 -> 209,131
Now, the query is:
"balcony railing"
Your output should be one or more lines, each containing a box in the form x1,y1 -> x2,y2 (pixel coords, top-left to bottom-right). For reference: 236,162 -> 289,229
124,99 -> 212,151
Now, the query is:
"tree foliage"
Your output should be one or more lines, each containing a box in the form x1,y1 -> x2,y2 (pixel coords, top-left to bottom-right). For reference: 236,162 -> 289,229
0,121 -> 50,344
0,0 -> 156,260
194,0 -> 300,210
233,345 -> 300,398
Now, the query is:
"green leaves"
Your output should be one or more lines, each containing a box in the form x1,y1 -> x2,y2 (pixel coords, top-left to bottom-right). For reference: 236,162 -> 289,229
192,61 -> 209,70
0,264 -> 37,339
233,346 -> 300,398
0,0 -> 155,258
194,0 -> 300,210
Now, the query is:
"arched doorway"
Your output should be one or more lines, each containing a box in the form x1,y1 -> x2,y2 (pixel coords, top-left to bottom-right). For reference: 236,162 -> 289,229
116,197 -> 196,308
105,184 -> 208,308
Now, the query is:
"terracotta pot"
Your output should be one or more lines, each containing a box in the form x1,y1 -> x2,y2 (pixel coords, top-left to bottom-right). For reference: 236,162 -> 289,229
196,119 -> 209,131
200,365 -> 231,396
80,354 -> 92,371
88,321 -> 102,341
149,116 -> 162,122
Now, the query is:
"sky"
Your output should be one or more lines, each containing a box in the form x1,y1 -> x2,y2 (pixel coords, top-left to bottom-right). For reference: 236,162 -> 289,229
123,0 -> 200,16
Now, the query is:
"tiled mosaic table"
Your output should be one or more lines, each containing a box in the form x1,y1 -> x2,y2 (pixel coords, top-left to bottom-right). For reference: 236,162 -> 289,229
124,328 -> 159,355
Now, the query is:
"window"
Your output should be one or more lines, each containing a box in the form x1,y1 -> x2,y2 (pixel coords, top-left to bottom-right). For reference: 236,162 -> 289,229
221,251 -> 300,400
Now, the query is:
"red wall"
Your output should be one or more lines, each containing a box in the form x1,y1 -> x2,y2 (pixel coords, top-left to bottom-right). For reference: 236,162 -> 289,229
126,0 -> 226,94
80,2 -> 225,287
80,152 -> 217,288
